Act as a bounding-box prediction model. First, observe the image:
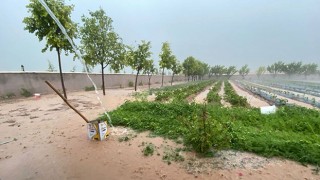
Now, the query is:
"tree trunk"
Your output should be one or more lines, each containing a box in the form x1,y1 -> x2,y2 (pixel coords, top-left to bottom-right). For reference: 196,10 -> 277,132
56,47 -> 67,99
161,68 -> 165,87
171,74 -> 174,86
135,69 -> 140,91
101,62 -> 105,95
148,75 -> 151,90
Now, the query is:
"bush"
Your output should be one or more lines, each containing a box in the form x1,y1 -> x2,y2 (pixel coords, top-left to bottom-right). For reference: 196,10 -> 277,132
183,105 -> 231,153
0,92 -> 16,99
143,143 -> 154,156
20,88 -> 32,97
139,81 -> 143,86
84,85 -> 95,91
128,81 -> 134,87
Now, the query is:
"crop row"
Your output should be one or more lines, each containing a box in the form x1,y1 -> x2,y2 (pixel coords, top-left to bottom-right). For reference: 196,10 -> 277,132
224,81 -> 249,107
155,80 -> 214,102
252,79 -> 320,98
236,80 -> 289,106
242,81 -> 320,108
206,81 -> 222,105
151,81 -> 198,93
106,101 -> 320,165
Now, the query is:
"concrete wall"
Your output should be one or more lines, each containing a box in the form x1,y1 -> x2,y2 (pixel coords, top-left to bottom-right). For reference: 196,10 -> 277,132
0,72 -> 186,97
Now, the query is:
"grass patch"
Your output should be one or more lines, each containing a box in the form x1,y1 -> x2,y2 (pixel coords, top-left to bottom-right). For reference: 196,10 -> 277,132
104,101 -> 320,165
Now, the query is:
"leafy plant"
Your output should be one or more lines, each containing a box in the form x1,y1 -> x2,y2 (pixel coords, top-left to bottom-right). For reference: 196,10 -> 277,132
105,101 -> 320,165
206,81 -> 222,105
224,81 -> 249,107
84,85 -> 95,91
183,104 -> 231,153
143,143 -> 155,156
20,88 -> 32,97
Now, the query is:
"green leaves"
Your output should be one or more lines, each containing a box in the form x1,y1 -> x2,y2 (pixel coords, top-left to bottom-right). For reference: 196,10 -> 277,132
159,42 -> 175,70
107,101 -> 320,165
182,57 -> 209,80
126,41 -> 152,91
23,0 -> 77,54
238,64 -> 250,79
79,8 -> 124,69
224,81 -> 249,107
206,81 -> 222,105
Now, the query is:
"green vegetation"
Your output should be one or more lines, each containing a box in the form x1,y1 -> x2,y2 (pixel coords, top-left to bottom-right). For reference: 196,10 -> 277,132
79,8 -> 125,95
224,81 -> 249,107
182,56 -> 209,81
20,88 -> 32,97
206,81 -> 222,105
155,80 -> 213,102
238,64 -> 250,79
159,42 -> 175,86
127,41 -> 152,91
84,85 -> 95,91
23,0 -> 77,99
0,93 -> 16,99
142,143 -> 155,156
105,101 -> 320,165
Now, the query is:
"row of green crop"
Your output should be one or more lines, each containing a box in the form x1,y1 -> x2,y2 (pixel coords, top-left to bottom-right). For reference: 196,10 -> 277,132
155,80 -> 214,102
224,81 -> 250,107
151,81 -> 198,93
206,81 -> 222,105
105,101 -> 320,165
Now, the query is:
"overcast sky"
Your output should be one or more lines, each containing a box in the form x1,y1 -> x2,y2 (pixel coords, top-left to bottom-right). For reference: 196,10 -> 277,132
1,0 -> 319,73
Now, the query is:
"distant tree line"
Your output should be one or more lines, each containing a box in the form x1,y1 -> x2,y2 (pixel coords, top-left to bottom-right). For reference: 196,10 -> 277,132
266,61 -> 319,78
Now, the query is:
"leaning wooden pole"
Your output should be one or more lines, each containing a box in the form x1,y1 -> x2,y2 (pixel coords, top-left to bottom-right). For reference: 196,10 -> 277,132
45,80 -> 89,123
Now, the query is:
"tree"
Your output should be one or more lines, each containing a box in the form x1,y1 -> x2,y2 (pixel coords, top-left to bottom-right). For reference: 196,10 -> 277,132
143,59 -> 156,90
256,66 -> 266,79
159,42 -> 175,86
225,66 -> 237,79
210,65 -> 226,78
302,63 -> 318,78
182,56 -> 197,81
23,0 -> 77,99
170,57 -> 183,85
239,65 -> 250,79
200,63 -> 209,80
127,41 -> 152,91
267,61 -> 285,78
282,61 -> 303,77
79,8 -> 125,95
